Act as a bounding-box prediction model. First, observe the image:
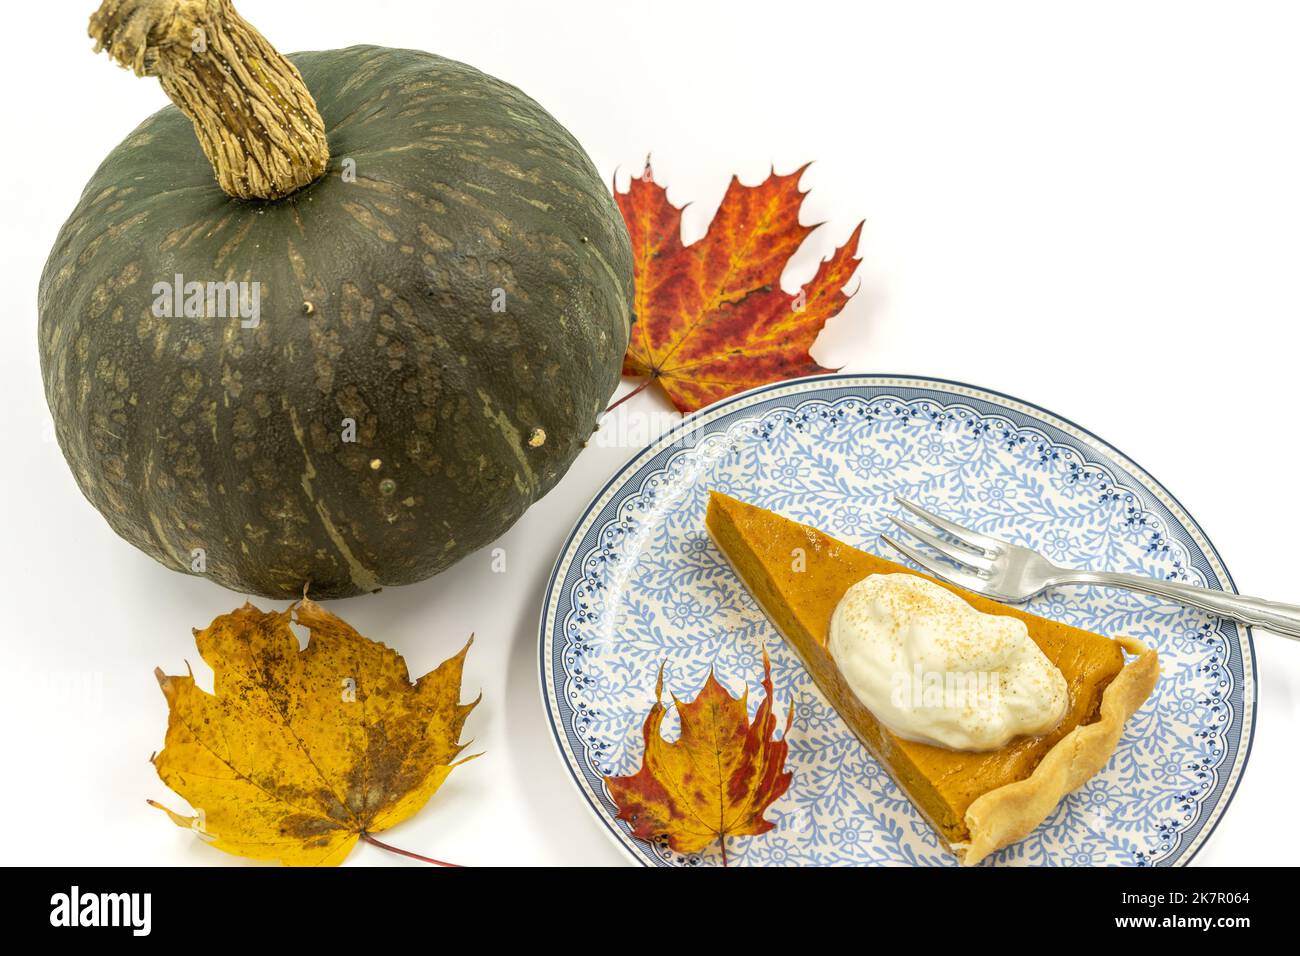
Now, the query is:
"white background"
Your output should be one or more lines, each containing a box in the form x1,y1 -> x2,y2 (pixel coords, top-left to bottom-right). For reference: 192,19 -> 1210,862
2,0 -> 1298,866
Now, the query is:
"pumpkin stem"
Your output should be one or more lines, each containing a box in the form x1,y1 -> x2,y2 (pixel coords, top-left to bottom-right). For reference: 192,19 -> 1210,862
89,0 -> 330,200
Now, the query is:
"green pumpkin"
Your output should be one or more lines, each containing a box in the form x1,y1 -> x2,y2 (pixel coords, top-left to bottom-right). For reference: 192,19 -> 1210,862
39,1 -> 633,599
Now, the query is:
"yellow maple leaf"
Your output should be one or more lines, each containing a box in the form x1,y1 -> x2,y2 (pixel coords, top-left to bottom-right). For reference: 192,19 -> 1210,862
148,600 -> 479,866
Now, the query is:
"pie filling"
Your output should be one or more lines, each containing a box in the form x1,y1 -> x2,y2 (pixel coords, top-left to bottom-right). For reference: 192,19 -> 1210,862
705,491 -> 1131,851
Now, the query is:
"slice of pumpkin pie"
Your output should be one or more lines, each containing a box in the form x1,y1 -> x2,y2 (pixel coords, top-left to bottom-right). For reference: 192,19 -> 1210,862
705,491 -> 1159,865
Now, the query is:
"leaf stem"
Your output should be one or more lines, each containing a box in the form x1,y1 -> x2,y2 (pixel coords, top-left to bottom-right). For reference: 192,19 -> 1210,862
604,377 -> 653,414
360,831 -> 461,867
720,835 -> 729,867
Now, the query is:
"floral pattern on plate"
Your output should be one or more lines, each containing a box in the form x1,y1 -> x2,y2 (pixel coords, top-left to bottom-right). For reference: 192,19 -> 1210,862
540,376 -> 1255,866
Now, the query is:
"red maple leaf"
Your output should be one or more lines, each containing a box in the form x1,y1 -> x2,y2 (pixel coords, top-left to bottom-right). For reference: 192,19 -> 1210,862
614,160 -> 863,413
604,649 -> 793,864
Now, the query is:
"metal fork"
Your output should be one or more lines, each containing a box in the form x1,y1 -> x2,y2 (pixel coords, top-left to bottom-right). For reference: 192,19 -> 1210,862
881,496 -> 1300,641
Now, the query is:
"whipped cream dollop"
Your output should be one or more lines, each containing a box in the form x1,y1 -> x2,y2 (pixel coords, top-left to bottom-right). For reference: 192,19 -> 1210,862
828,573 -> 1067,751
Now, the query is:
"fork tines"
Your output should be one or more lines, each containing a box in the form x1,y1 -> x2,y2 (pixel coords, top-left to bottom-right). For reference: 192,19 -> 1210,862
882,497 -> 1007,590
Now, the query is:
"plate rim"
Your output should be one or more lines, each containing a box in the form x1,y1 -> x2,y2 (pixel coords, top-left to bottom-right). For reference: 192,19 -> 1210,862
537,372 -> 1258,867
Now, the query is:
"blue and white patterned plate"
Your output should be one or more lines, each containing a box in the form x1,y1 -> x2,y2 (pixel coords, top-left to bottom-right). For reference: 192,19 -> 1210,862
539,375 -> 1255,866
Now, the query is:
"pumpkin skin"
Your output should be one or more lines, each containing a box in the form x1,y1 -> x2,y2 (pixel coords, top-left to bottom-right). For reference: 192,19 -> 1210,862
39,45 -> 634,599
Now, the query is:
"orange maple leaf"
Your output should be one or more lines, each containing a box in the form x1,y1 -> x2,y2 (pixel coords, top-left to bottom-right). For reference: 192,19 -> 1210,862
614,160 -> 863,413
605,649 -> 793,864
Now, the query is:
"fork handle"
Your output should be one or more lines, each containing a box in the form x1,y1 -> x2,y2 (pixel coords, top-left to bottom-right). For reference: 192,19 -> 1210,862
1058,571 -> 1300,641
